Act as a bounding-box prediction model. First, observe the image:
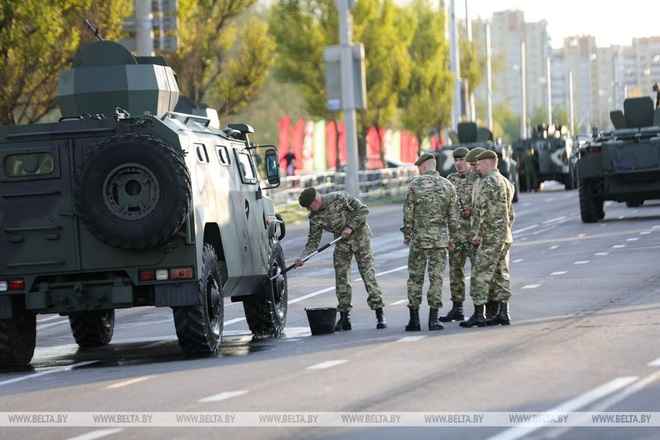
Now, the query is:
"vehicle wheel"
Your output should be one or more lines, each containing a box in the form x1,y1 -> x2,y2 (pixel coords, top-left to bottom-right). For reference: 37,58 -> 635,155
68,310 -> 115,347
74,133 -> 192,250
243,243 -> 288,337
579,178 -> 604,223
0,303 -> 36,366
173,244 -> 223,355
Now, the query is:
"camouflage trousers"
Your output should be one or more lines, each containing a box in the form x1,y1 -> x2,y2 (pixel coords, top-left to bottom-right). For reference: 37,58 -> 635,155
406,246 -> 447,309
448,241 -> 474,303
470,242 -> 512,305
333,232 -> 384,313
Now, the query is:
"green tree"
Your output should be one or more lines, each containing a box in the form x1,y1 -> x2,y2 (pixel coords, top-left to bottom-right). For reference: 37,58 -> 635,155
0,0 -> 130,125
166,0 -> 274,115
399,0 -> 452,150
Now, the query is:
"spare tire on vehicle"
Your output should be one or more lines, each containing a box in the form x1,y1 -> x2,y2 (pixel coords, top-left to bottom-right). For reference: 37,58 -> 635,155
74,133 -> 192,250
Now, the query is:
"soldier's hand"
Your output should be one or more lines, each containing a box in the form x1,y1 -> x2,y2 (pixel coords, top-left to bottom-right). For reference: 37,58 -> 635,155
341,227 -> 353,240
461,205 -> 472,215
472,236 -> 482,246
447,242 -> 456,252
294,258 -> 305,267
403,238 -> 410,246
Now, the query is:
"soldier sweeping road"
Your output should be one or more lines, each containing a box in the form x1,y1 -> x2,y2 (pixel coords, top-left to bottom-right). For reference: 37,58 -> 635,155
295,187 -> 387,331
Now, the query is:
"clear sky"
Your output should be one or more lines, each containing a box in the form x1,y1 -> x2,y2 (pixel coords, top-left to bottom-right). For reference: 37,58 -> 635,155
464,0 -> 659,48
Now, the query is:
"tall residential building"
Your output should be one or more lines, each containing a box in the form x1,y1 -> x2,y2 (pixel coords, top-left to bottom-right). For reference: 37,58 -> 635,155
470,11 -> 660,137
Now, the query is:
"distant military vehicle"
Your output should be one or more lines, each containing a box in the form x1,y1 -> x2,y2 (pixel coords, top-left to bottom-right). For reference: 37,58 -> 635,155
576,96 -> 660,222
513,123 -> 576,192
433,122 -> 519,202
0,38 -> 287,365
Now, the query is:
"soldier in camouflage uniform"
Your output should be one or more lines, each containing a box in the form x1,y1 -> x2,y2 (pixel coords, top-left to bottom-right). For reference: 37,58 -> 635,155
439,147 -> 478,323
460,150 -> 515,328
401,153 -> 458,331
295,187 -> 386,331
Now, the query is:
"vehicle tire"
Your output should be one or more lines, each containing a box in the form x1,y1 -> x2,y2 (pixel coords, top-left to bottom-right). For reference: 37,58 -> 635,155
579,178 -> 604,223
74,133 -> 192,250
68,310 -> 115,347
173,244 -> 223,355
243,243 -> 288,337
0,303 -> 36,366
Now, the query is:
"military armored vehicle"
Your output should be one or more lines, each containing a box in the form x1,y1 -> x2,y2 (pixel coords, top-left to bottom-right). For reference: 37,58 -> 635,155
433,122 -> 519,202
513,123 -> 576,192
576,96 -> 660,223
0,40 -> 288,365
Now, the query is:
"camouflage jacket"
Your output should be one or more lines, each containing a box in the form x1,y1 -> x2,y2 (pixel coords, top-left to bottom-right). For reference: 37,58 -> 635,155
472,169 -> 514,244
302,191 -> 371,257
400,170 -> 458,248
447,171 -> 479,243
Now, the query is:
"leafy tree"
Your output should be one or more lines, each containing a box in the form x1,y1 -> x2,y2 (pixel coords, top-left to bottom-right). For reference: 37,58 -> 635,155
0,0 -> 130,125
165,0 -> 275,115
399,0 -> 452,150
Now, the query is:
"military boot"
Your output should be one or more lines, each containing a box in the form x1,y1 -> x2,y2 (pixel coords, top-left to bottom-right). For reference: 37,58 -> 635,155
428,308 -> 444,331
459,304 -> 486,328
439,302 -> 464,322
485,300 -> 500,320
486,302 -> 510,326
334,311 -> 352,331
375,308 -> 387,329
405,308 -> 421,331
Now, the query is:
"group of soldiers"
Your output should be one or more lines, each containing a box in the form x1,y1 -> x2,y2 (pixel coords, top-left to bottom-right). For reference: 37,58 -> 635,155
294,145 -> 515,332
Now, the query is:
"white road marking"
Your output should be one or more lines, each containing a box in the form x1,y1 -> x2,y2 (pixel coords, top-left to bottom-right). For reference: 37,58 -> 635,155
594,252 -> 609,256
648,358 -> 660,367
486,376 -> 639,440
225,317 -> 245,325
626,237 -> 639,241
522,284 -> 541,289
307,360 -> 348,370
390,300 -> 407,306
0,361 -> 99,387
397,336 -> 426,342
199,390 -> 248,403
550,245 -> 559,250
573,260 -> 590,265
611,244 -> 626,249
66,429 -> 123,440
550,271 -> 567,275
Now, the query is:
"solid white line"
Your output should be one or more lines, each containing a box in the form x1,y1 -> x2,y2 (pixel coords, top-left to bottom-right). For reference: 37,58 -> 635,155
66,429 -> 123,440
512,224 -> 540,235
307,360 -> 348,370
390,300 -> 407,306
0,361 -> 99,387
105,376 -> 151,389
648,358 -> 660,367
37,320 -> 70,331
542,217 -> 566,224
199,390 -> 248,403
485,376 -> 639,440
224,317 -> 245,325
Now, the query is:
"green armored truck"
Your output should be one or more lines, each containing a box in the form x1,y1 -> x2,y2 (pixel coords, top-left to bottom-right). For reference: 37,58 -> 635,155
433,122 -> 519,202
0,40 -> 288,365
576,96 -> 660,222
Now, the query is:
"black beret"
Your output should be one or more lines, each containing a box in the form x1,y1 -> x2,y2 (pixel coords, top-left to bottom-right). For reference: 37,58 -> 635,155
414,153 -> 435,166
298,187 -> 317,207
476,150 -> 497,160
465,147 -> 486,163
452,147 -> 469,158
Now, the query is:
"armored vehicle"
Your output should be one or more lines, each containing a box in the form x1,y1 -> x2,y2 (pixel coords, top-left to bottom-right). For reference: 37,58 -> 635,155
513,123 -> 576,192
0,40 -> 288,365
576,96 -> 660,222
434,122 -> 519,202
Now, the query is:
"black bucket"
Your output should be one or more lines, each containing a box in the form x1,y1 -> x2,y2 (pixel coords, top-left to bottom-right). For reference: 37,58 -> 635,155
305,307 -> 337,335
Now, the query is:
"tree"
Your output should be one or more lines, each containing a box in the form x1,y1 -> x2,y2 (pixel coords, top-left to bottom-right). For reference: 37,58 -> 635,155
0,0 -> 130,125
399,0 -> 453,150
165,0 -> 274,115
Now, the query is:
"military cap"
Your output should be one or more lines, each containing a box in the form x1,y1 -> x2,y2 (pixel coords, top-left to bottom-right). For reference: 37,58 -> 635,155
476,150 -> 497,160
414,152 -> 435,166
465,147 -> 486,163
298,187 -> 317,207
452,147 -> 470,158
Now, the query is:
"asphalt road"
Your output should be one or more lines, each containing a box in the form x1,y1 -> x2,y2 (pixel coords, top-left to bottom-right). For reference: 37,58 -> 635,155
1,185 -> 660,440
